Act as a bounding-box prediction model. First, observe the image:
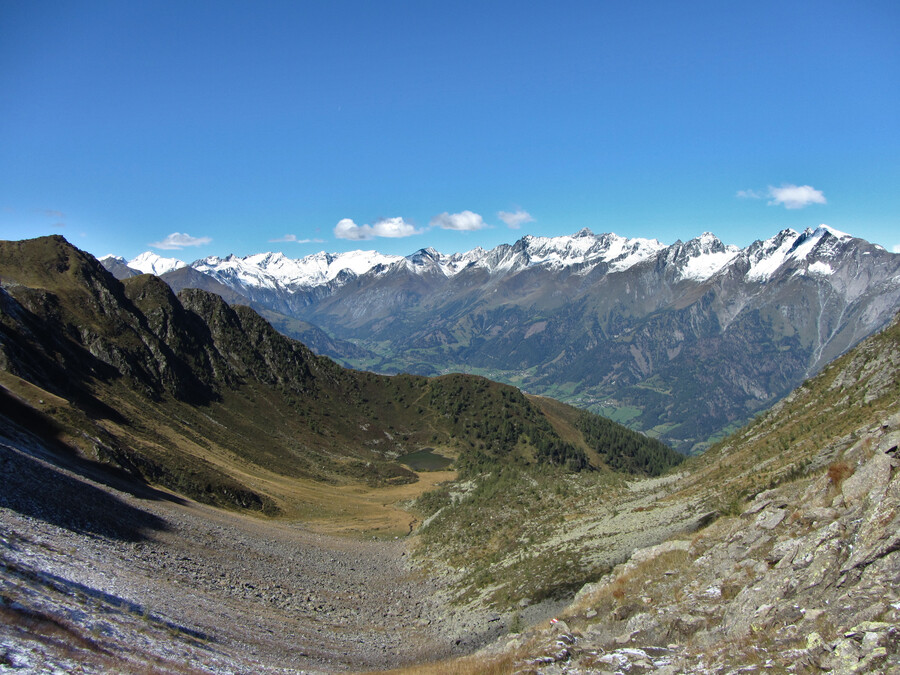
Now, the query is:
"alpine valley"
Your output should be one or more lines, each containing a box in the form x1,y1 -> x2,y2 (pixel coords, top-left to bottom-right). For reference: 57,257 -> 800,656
2,234 -> 900,673
105,226 -> 900,453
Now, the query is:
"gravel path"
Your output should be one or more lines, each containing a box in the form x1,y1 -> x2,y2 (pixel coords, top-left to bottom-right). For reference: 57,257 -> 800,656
0,429 -> 501,673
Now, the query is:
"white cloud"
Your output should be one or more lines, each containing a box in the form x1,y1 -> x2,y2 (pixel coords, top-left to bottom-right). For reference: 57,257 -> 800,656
268,234 -> 325,244
372,216 -> 421,238
737,184 -> 827,209
334,218 -> 373,240
150,232 -> 212,250
768,184 -> 827,209
334,217 -> 421,240
497,209 -> 535,229
893,244 -> 900,254
430,210 -> 487,231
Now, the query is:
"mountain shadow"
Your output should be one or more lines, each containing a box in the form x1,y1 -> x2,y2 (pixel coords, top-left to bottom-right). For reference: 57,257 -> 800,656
0,440 -> 169,542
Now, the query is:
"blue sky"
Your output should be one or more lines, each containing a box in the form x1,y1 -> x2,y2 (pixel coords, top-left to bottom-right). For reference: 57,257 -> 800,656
1,1 -> 898,260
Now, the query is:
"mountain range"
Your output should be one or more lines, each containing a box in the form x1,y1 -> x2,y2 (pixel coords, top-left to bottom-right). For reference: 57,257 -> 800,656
2,235 -> 680,514
104,226 -> 900,453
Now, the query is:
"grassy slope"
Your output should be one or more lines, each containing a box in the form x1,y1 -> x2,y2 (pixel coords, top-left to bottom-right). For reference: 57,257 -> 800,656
409,311 -> 900,613
390,314 -> 900,674
680,309 -> 900,510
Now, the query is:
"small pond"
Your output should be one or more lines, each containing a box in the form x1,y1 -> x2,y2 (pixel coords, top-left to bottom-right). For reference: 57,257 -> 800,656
397,448 -> 453,471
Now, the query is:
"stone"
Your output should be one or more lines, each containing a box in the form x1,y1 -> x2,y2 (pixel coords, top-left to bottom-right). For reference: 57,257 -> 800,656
768,538 -> 799,565
841,451 -> 892,507
824,638 -> 861,671
625,612 -> 658,635
799,506 -> 839,525
806,631 -> 827,651
627,539 -> 691,567
802,608 -> 825,623
744,490 -> 778,516
755,507 -> 787,530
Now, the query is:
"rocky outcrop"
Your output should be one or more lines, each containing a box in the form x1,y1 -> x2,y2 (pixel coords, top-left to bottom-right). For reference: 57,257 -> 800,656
507,412 -> 900,674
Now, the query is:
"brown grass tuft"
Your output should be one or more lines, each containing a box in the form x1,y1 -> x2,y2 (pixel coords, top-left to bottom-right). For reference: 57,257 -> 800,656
827,461 -> 852,489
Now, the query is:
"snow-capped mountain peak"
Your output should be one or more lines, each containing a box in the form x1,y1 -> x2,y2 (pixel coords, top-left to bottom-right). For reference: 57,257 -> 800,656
191,249 -> 404,290
741,225 -> 859,282
107,226 -> 879,299
510,230 -> 665,273
668,233 -> 740,281
128,251 -> 187,276
810,224 -> 851,240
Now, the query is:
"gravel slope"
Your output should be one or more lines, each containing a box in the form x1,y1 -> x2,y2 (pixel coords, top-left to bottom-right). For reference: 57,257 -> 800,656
0,425 -> 502,673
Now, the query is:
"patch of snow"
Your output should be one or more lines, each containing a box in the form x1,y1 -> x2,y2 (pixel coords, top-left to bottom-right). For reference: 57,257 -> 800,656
745,230 -> 801,282
605,236 -> 666,273
674,233 -> 740,281
789,230 -> 825,262
679,248 -> 740,281
815,224 -> 852,240
808,261 -> 834,275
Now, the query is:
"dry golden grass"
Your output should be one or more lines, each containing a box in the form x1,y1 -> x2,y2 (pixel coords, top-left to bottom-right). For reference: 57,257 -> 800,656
0,372 -> 70,409
827,461 -> 852,489
1,372 -> 459,538
564,545 -> 692,620
368,644 -> 531,675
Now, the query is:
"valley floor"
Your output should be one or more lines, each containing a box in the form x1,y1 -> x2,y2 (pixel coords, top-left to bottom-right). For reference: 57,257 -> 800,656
4,371 -> 900,674
0,430 -> 509,673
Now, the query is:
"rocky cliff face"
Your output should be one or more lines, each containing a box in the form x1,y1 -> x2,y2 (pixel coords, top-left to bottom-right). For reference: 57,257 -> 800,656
507,420 -> 900,673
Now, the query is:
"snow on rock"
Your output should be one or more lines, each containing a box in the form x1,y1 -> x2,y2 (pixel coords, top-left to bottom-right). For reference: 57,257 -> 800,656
744,229 -> 800,282
127,251 -> 188,276
744,226 -> 854,282
112,225 -> 869,295
808,261 -> 834,276
522,229 -> 665,273
668,232 -> 740,282
676,233 -> 740,281
606,236 -> 667,273
814,223 -> 852,240
194,249 -> 404,290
